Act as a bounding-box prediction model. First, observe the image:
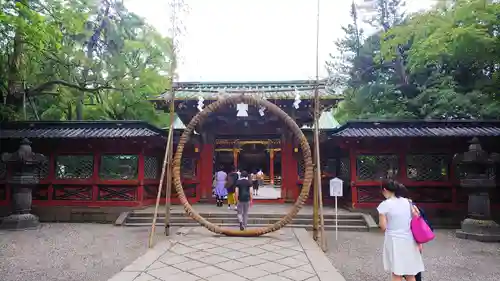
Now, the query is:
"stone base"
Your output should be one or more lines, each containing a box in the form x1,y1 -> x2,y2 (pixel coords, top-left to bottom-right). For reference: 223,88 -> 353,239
0,213 -> 40,230
455,218 -> 500,242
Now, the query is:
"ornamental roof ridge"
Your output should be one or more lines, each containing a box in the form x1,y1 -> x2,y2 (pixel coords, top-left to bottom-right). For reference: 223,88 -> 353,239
154,80 -> 341,100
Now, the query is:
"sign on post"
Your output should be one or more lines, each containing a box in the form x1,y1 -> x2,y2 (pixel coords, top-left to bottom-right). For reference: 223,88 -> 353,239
329,177 -> 343,240
330,177 -> 343,197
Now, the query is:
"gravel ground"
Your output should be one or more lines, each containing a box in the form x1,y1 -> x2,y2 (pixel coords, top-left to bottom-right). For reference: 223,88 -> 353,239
0,223 -> 177,281
325,230 -> 500,281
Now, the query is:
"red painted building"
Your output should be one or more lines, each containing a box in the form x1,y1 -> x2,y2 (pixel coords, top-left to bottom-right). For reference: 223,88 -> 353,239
327,120 -> 500,213
1,81 -> 499,222
153,81 -> 340,204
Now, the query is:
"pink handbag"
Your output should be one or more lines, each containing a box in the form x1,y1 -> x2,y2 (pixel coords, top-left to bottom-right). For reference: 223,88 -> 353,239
409,201 -> 435,244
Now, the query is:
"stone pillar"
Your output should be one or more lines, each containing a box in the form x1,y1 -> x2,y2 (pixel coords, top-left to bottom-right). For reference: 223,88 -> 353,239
454,137 -> 500,242
1,138 -> 46,230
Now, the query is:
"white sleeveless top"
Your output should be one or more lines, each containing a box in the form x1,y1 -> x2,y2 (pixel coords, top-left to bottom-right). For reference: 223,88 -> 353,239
377,197 -> 413,239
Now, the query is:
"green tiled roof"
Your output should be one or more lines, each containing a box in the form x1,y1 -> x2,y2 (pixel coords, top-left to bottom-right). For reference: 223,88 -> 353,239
301,110 -> 340,129
156,80 -> 340,100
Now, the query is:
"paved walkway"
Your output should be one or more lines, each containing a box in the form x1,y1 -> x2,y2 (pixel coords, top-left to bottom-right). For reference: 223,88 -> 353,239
108,227 -> 345,281
253,186 -> 281,200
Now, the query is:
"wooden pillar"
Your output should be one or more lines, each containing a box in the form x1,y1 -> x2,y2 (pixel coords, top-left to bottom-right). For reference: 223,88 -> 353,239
397,145 -> 407,183
47,151 -> 56,201
280,140 -> 288,200
137,150 -> 145,204
233,149 -> 238,170
281,132 -> 298,202
349,148 -> 357,209
92,151 -> 100,203
450,154 -> 458,208
269,149 -> 275,185
200,143 -> 214,200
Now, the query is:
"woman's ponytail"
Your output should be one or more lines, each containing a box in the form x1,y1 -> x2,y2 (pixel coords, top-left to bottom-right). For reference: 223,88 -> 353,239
383,180 -> 408,198
394,181 -> 408,198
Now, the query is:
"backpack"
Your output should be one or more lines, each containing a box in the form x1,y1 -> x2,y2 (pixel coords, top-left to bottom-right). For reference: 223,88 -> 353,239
415,205 -> 433,231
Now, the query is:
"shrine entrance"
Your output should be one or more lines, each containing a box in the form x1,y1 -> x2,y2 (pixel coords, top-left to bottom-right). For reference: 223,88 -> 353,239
214,139 -> 282,200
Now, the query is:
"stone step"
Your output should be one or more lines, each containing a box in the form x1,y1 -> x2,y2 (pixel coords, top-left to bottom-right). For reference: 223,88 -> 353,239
124,216 -> 367,226
122,222 -> 370,231
130,211 -> 363,219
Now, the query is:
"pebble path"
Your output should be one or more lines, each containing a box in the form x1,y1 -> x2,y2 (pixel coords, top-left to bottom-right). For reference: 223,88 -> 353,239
0,223 -> 174,281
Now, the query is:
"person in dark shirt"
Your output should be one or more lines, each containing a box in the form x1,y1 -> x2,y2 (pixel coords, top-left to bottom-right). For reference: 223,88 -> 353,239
235,171 -> 253,230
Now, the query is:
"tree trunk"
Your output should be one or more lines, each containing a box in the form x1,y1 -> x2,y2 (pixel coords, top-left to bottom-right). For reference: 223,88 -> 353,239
67,103 -> 73,120
76,2 -> 111,120
76,90 -> 84,120
76,47 -> 92,120
6,29 -> 24,109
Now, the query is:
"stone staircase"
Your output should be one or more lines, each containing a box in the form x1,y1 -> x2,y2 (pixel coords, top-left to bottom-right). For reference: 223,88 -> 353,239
117,209 -> 375,232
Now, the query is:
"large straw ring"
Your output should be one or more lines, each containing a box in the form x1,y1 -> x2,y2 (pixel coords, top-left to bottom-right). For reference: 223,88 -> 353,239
172,94 -> 313,236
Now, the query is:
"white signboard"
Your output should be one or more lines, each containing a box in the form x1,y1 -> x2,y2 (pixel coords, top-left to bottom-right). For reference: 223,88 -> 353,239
329,177 -> 343,241
329,177 -> 343,197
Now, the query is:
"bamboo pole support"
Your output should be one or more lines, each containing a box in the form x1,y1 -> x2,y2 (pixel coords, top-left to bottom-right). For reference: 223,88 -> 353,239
312,0 -> 327,251
314,115 -> 327,252
313,155 -> 319,241
149,0 -> 179,244
163,0 -> 180,237
164,94 -> 175,236
148,108 -> 175,248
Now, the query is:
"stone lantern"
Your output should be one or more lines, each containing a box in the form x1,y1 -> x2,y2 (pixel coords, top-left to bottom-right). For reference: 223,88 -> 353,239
0,138 -> 47,230
453,137 -> 500,242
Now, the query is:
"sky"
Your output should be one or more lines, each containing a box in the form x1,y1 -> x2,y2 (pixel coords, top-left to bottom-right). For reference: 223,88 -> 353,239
125,0 -> 436,82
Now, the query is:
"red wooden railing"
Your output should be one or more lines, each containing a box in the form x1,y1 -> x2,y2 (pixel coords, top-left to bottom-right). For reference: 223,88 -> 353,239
0,150 -> 202,208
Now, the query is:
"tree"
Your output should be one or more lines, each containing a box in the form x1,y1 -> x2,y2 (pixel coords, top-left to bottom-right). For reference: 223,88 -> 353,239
326,1 -> 364,89
329,0 -> 500,121
381,0 -> 500,119
0,0 -> 175,126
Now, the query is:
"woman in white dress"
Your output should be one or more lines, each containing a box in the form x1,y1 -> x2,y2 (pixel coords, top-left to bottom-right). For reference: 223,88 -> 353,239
377,180 -> 424,281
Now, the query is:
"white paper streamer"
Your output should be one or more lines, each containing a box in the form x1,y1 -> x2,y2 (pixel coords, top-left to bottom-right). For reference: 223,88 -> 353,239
259,106 -> 266,116
197,96 -> 204,111
293,88 -> 301,109
236,103 -> 249,117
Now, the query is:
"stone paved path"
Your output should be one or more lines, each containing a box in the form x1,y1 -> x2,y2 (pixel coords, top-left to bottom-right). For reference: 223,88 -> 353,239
253,185 -> 281,200
108,227 -> 344,281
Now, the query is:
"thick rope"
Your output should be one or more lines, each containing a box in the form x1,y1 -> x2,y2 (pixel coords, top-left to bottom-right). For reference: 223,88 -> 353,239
172,95 -> 313,236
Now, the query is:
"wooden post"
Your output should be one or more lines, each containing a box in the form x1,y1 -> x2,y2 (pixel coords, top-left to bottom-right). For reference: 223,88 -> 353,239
233,149 -> 238,170
148,0 -> 180,245
313,154 -> 319,241
164,96 -> 175,236
163,0 -> 183,237
269,149 -> 275,185
148,108 -> 175,247
312,0 -> 327,251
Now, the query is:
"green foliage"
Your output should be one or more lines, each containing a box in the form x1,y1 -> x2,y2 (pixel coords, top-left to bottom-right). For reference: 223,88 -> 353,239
329,0 -> 500,121
0,0 -> 175,126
